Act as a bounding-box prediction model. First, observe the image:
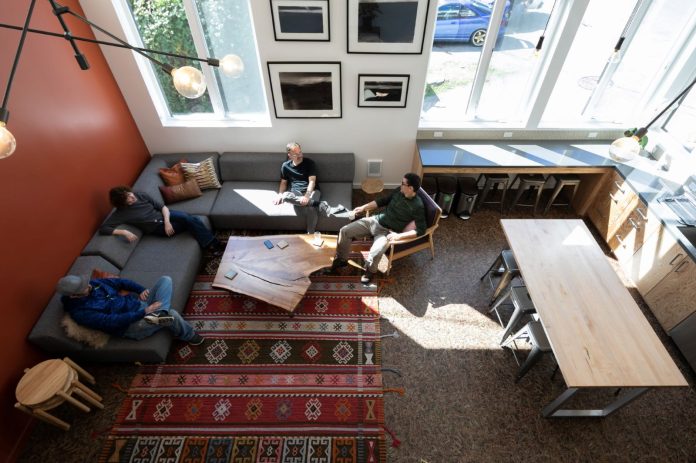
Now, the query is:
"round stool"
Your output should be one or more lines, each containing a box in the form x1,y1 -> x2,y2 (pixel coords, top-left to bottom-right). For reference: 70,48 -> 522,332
15,358 -> 103,431
361,178 -> 384,195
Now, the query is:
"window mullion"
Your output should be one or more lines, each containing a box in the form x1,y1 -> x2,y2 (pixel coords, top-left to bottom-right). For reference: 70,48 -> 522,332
581,0 -> 652,119
524,0 -> 590,128
465,0 -> 506,119
182,0 -> 225,117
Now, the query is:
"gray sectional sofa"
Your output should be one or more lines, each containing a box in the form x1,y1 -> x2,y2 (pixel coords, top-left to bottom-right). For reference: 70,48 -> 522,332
28,151 -> 354,362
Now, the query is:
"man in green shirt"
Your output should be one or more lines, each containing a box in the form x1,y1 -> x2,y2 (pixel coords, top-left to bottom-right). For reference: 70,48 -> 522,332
331,173 -> 426,283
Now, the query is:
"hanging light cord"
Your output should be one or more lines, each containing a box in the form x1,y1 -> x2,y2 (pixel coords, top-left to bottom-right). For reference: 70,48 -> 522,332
0,22 -> 221,67
612,0 -> 642,54
535,0 -> 559,53
1,0 -> 37,122
643,76 -> 696,130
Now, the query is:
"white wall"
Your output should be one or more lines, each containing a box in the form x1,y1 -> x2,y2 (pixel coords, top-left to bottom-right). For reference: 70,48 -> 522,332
80,0 -> 438,186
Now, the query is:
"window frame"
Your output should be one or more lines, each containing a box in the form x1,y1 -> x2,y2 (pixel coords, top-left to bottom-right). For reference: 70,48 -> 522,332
112,0 -> 270,127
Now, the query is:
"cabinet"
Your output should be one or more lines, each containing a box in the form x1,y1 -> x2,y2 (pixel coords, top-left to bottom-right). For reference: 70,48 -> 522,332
587,171 -> 639,243
609,199 -> 662,269
644,256 -> 696,331
626,223 -> 686,295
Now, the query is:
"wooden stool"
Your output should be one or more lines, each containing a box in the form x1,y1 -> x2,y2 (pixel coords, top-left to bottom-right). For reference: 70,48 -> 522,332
15,357 -> 103,431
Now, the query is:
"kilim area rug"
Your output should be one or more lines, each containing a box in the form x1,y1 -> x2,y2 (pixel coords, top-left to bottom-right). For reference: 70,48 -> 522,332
99,271 -> 386,463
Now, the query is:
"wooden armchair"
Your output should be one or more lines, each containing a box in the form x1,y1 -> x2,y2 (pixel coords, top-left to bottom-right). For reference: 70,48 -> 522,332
383,187 -> 442,274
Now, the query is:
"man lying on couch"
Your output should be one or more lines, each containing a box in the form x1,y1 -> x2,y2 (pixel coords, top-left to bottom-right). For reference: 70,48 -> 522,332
100,185 -> 222,251
57,274 -> 204,345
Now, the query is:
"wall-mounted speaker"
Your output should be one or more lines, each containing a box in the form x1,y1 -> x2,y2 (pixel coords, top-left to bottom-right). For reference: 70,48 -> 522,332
367,159 -> 382,177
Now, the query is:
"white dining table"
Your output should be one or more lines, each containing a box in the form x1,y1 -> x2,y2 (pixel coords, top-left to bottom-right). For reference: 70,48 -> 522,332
501,219 -> 687,417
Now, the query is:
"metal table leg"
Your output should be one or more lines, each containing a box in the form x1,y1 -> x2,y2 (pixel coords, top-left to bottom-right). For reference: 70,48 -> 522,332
542,387 -> 650,418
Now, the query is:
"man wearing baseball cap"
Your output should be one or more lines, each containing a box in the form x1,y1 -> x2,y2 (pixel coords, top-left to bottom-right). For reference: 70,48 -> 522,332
56,274 -> 203,345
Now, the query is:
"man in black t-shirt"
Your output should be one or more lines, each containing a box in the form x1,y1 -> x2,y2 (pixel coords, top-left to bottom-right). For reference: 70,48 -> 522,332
273,142 -> 336,233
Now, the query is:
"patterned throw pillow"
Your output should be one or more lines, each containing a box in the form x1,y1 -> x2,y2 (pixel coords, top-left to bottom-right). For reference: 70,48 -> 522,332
158,179 -> 203,204
158,159 -> 188,186
181,157 -> 222,190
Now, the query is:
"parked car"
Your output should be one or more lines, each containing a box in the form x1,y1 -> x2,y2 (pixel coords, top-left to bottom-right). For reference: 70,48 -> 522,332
433,0 -> 511,46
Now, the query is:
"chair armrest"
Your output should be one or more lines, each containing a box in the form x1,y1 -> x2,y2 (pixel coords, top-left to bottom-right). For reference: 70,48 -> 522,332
389,224 -> 438,245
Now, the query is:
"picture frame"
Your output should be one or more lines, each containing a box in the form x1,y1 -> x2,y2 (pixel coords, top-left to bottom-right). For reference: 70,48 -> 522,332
270,0 -> 330,41
358,74 -> 410,107
267,62 -> 342,118
347,0 -> 430,54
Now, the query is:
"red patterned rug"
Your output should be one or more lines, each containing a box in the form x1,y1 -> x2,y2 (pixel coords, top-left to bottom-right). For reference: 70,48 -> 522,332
99,274 -> 386,463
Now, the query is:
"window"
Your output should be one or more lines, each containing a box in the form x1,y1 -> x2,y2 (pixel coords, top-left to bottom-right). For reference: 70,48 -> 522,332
120,0 -> 268,125
420,0 -> 696,134
663,86 -> 696,150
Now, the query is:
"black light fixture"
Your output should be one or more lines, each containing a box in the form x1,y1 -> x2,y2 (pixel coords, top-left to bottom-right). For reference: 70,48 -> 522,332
533,0 -> 558,57
0,0 -> 244,159
609,76 -> 696,161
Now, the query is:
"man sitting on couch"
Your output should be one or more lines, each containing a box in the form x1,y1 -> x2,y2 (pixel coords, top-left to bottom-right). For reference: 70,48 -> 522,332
57,274 -> 204,345
101,185 -> 222,251
273,142 -> 345,233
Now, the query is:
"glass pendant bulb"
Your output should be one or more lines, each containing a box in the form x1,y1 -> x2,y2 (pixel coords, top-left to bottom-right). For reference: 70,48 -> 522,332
0,122 -> 17,159
609,135 -> 640,162
171,66 -> 206,99
220,54 -> 244,78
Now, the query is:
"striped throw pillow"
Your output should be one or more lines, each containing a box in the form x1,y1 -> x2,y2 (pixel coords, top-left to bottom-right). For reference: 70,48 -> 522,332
181,157 -> 222,190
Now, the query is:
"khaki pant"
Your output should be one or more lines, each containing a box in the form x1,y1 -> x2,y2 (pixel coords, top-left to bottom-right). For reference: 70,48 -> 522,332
336,217 -> 390,273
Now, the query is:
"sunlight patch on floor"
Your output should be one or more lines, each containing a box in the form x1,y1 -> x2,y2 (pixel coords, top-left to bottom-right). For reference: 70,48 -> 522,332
378,297 -> 505,350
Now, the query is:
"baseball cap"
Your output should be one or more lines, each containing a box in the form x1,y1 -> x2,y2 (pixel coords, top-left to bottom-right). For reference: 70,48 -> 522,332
56,275 -> 90,296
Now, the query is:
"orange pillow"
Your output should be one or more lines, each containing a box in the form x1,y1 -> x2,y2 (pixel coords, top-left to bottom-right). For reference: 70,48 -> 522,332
159,179 -> 202,204
158,159 -> 188,186
91,268 -> 118,279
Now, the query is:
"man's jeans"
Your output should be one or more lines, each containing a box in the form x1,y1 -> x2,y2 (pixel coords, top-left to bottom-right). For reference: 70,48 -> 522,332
123,276 -> 196,341
336,217 -> 391,273
154,210 -> 216,248
280,190 -> 321,233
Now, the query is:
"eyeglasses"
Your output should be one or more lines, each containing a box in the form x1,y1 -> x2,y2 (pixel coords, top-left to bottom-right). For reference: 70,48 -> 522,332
401,181 -> 410,187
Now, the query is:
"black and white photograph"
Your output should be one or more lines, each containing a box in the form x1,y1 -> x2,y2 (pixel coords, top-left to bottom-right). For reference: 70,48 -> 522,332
267,62 -> 342,118
270,0 -> 330,41
348,0 -> 430,53
358,74 -> 410,107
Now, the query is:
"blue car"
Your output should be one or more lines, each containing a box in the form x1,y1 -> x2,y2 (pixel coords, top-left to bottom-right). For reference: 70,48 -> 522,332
434,0 -> 511,46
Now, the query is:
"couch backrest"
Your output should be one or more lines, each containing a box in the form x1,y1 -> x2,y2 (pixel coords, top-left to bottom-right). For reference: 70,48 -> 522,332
219,152 -> 355,183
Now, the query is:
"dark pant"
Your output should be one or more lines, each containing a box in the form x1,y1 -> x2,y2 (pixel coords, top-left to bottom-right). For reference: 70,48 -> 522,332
154,210 -> 216,248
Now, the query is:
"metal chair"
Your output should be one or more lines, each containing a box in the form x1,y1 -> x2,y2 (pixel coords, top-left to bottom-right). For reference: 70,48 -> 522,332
480,249 -> 520,303
544,174 -> 581,214
501,320 -> 554,383
489,285 -> 537,344
508,174 -> 546,214
476,173 -> 509,213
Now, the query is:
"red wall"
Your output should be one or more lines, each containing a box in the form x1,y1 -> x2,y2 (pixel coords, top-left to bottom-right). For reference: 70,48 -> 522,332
0,2 -> 150,460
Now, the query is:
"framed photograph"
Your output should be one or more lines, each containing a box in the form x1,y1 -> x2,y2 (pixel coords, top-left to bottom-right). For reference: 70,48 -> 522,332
267,62 -> 342,118
270,0 -> 330,41
358,74 -> 410,107
347,0 -> 430,54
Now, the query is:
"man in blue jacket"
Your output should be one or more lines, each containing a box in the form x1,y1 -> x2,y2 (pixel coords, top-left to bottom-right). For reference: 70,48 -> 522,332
57,274 -> 203,345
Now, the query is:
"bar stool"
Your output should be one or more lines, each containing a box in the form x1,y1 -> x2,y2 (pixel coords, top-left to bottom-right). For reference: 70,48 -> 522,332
480,249 -> 520,303
489,285 -> 537,344
15,357 -> 103,431
508,174 -> 546,214
476,173 -> 509,213
544,174 -> 581,214
502,320 -> 553,383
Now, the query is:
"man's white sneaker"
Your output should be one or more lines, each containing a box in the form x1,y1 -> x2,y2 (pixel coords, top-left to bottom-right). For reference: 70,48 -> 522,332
144,313 -> 174,326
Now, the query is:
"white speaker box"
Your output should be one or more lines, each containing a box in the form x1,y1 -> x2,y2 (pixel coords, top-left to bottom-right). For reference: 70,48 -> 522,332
367,159 -> 382,177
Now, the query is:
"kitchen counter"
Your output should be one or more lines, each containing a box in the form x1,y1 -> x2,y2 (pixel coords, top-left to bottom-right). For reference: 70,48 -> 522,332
415,140 -> 696,260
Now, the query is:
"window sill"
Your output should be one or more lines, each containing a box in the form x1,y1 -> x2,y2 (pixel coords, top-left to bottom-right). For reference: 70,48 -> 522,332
159,115 -> 272,128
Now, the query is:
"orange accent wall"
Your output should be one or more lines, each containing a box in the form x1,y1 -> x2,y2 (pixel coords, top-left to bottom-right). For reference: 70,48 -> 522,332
0,2 -> 149,460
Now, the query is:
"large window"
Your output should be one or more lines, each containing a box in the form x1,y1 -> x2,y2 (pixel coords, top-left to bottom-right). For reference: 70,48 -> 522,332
120,0 -> 268,125
663,86 -> 696,151
420,0 -> 696,135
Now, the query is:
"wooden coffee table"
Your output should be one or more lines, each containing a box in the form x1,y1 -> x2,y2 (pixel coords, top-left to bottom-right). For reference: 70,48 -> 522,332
212,234 -> 337,313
